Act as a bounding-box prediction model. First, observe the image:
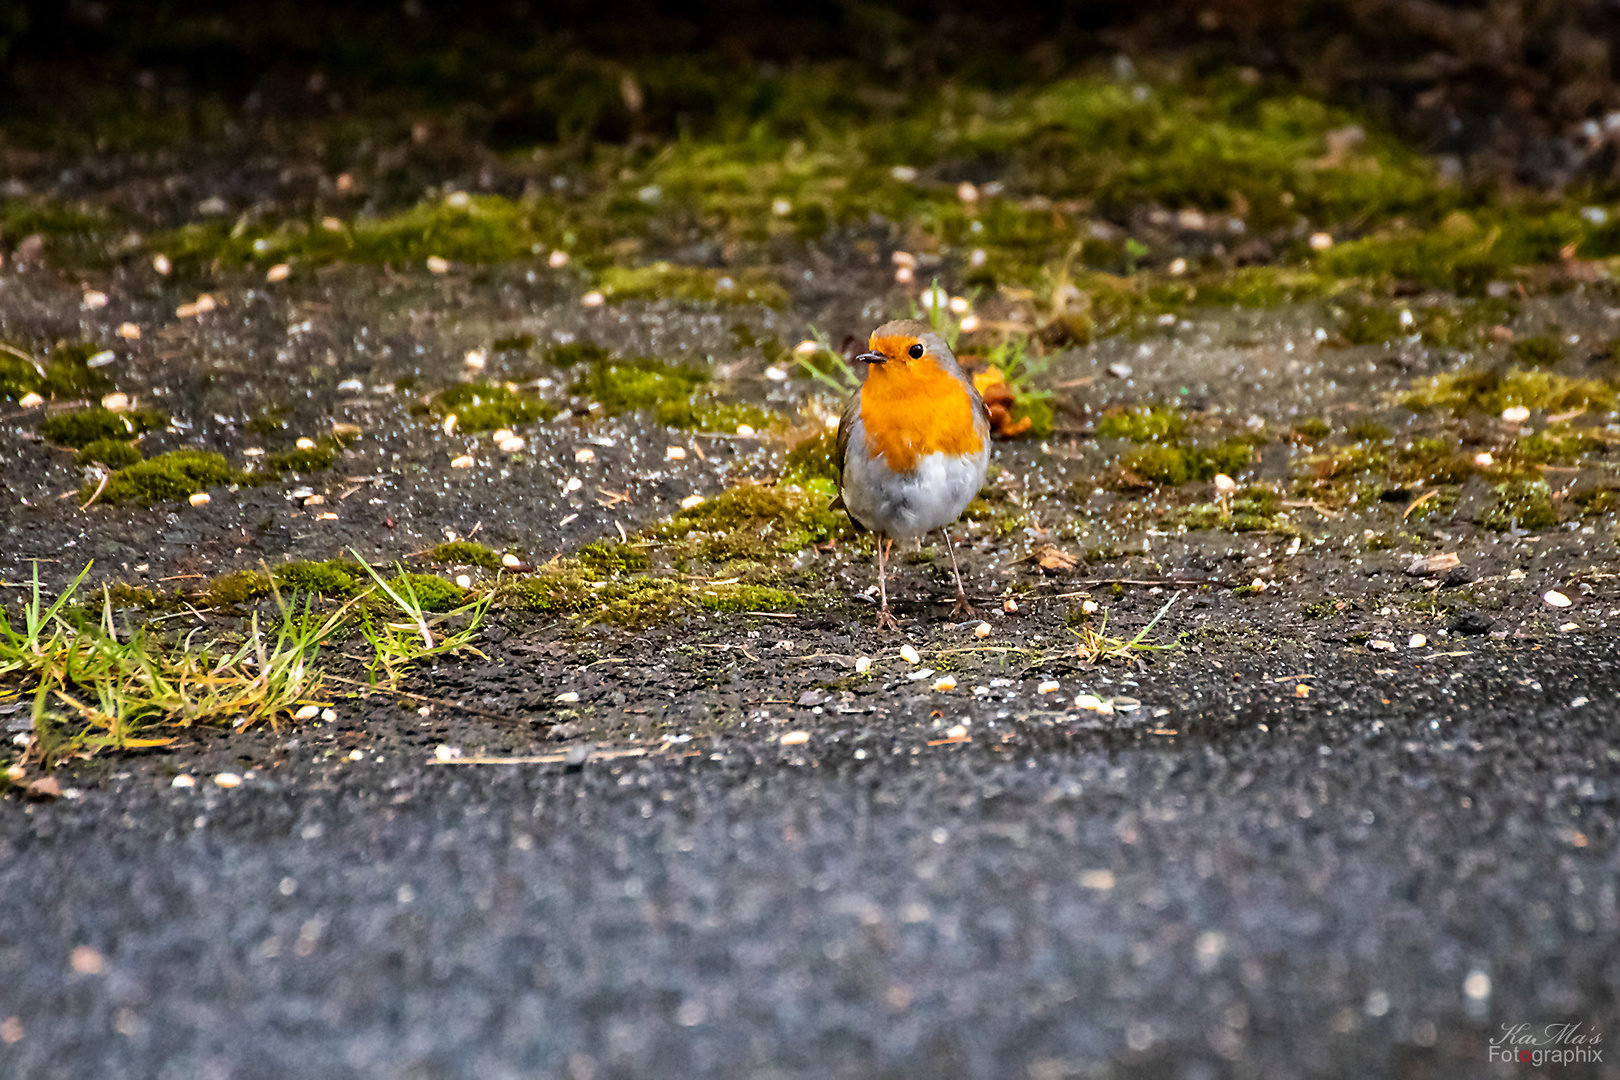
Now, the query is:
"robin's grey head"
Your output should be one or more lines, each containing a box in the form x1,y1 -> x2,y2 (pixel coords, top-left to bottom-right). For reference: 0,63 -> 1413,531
855,319 -> 958,371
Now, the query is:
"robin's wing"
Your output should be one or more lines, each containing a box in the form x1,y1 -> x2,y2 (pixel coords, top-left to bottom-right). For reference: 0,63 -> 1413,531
966,377 -> 992,438
831,390 -> 861,519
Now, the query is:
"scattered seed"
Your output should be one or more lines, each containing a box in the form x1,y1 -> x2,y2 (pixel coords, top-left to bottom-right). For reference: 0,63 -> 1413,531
945,723 -> 968,738
1295,684 -> 1311,698
498,437 -> 525,453
1473,452 -> 1494,467
1080,599 -> 1100,614
1544,590 -> 1572,608
932,675 -> 957,692
295,437 -> 316,450
779,731 -> 810,746
1501,405 -> 1531,423
464,349 -> 486,371
894,265 -> 914,284
171,774 -> 195,788
899,643 -> 921,664
772,198 -> 793,216
574,447 -> 596,463
666,446 -> 687,461
116,322 -> 141,339
1369,639 -> 1396,652
1079,869 -> 1115,890
266,263 -> 291,283
1075,694 -> 1105,711
563,477 -> 583,493
959,314 -> 981,332
793,339 -> 818,356
581,291 -> 605,307
213,773 -> 242,788
735,424 -> 755,437
101,392 -> 129,411
70,946 -> 105,975
1406,552 -> 1460,577
948,295 -> 970,315
315,511 -> 338,520
1167,258 -> 1188,276
82,290 -> 108,310
18,392 -> 43,408
442,413 -> 458,435
336,378 -> 363,392
1309,232 -> 1334,251
454,574 -> 472,589
906,668 -> 935,682
765,365 -> 789,381
188,492 -> 211,506
975,621 -> 992,638
855,656 -> 872,673
433,744 -> 461,761
555,691 -> 580,703
502,553 -> 523,568
548,250 -> 570,268
1038,680 -> 1061,694
1560,621 -> 1579,632
321,708 -> 337,722
1003,598 -> 1019,613
957,181 -> 980,203
1408,633 -> 1427,649
451,455 -> 476,468
680,494 -> 705,510
425,255 -> 450,274
293,704 -> 320,720
152,253 -> 172,275
332,422 -> 362,439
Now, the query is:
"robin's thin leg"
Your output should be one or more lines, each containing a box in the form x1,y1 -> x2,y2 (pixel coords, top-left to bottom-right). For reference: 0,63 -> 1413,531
941,525 -> 976,618
875,535 -> 900,631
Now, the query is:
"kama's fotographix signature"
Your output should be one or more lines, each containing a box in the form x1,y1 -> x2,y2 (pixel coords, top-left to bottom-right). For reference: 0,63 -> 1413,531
1488,1023 -> 1604,1066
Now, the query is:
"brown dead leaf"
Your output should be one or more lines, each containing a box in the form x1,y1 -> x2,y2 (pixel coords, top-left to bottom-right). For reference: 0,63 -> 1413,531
24,776 -> 61,800
970,366 -> 1035,439
1032,545 -> 1079,574
1406,552 -> 1460,577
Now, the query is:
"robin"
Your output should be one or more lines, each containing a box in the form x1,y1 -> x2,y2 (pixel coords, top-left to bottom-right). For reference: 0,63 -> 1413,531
834,319 -> 990,629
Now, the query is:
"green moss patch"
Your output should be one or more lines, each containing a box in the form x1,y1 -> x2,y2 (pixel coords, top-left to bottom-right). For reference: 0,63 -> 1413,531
599,262 -> 788,307
1170,487 -> 1295,533
39,406 -> 168,448
272,559 -> 365,598
206,570 -> 273,607
1096,404 -> 1187,443
577,540 -> 650,576
698,583 -> 803,614
1,342 -> 115,403
1482,479 -> 1560,532
1510,335 -> 1564,367
261,433 -> 353,477
427,541 -> 504,570
74,439 -> 143,468
657,483 -> 845,560
1404,368 -> 1617,417
86,451 -> 245,506
1119,440 -> 1252,487
573,357 -> 708,413
433,383 -> 559,432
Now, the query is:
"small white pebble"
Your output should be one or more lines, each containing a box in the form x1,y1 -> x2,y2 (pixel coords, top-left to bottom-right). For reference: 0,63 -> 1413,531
1309,232 -> 1334,251
293,705 -> 320,720
1408,633 -> 1427,649
1544,590 -> 1572,608
502,553 -> 523,568
975,621 -> 992,638
82,290 -> 109,310
1075,694 -> 1104,711
548,249 -> 570,268
735,424 -> 755,438
1473,452 -> 1494,467
899,643 -> 921,664
1037,680 -> 1061,694
321,708 -> 337,722
152,253 -> 172,275
945,723 -> 967,739
348,750 -> 364,761
464,348 -> 487,371
555,691 -> 580,704
493,429 -> 514,442
498,437 -> 525,453
171,774 -> 195,789
101,392 -> 129,412
1369,639 -> 1396,652
1501,405 -> 1531,423
1560,621 -> 1578,632
1003,598 -> 1019,614
188,492 -> 211,507
116,322 -> 141,339
266,263 -> 291,283
894,265 -> 914,284
581,290 -> 605,307
563,477 -> 583,493
213,773 -> 242,789
1081,599 -> 1099,614
433,744 -> 460,761
957,181 -> 980,203
932,675 -> 957,692
455,574 -> 472,589
575,447 -> 596,462
779,731 -> 809,746
425,255 -> 450,274
680,494 -> 705,510
666,446 -> 686,461
1167,258 -> 1188,276
855,656 -> 873,673
302,494 -> 326,506
764,366 -> 789,381
451,455 -> 476,469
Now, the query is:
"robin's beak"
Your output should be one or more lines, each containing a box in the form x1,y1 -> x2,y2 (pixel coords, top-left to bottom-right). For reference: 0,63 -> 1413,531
855,350 -> 886,365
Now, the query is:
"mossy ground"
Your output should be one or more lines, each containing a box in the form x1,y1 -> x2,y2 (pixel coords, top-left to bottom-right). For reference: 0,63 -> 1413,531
431,384 -> 560,433
87,451 -> 244,506
38,406 -> 168,448
1,342 -> 114,403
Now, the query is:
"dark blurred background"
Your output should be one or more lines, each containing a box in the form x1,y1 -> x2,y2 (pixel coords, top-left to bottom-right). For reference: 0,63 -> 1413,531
3,0 -> 1619,185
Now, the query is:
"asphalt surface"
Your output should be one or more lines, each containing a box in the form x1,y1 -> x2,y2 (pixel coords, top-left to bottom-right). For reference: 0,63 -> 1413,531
1,639 -> 1615,1080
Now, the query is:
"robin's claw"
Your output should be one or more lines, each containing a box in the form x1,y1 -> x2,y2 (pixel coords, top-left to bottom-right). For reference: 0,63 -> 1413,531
875,608 -> 902,632
951,596 -> 978,618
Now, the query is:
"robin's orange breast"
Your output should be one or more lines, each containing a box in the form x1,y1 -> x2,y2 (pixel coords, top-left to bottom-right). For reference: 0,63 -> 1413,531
857,359 -> 984,475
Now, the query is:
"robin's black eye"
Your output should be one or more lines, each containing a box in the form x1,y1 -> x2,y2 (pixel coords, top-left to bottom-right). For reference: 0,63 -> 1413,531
907,343 -> 924,359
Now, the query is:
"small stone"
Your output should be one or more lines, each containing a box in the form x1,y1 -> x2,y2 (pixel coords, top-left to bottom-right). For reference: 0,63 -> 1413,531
1308,232 -> 1334,251
171,775 -> 196,788
1107,362 -> 1132,379
101,392 -> 129,412
502,553 -> 523,568
82,290 -> 108,310
548,250 -> 570,268
116,322 -> 141,339
1037,680 -> 1061,694
855,656 -> 872,674
433,745 -> 460,762
555,691 -> 580,704
1003,598 -> 1019,613
321,709 -> 337,722
425,255 -> 450,274
563,477 -> 583,493
213,773 -> 242,788
1408,633 -> 1427,649
498,437 -> 525,453
295,437 -> 316,450
574,448 -> 596,462
666,446 -> 686,461
975,621 -> 992,638
1368,639 -> 1395,652
735,424 -> 755,438
188,492 -> 211,507
779,731 -> 810,746
945,723 -> 968,739
455,574 -> 472,589
1544,590 -> 1572,608
1081,599 -> 1099,614
899,644 -> 921,664
1451,611 -> 1492,635
18,392 -> 44,408
1501,406 -> 1531,423
450,455 -> 476,468
957,181 -> 979,203
464,349 -> 486,371
581,290 -> 605,307
680,494 -> 705,510
959,314 -> 981,333
1473,452 -> 1494,467
70,946 -> 105,975
293,705 -> 320,720
1559,621 -> 1579,632
893,265 -> 914,284
152,253 -> 172,275
266,263 -> 291,283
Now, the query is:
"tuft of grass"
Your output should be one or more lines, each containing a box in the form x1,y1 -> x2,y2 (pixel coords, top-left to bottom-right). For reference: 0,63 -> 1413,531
1071,594 -> 1178,667
261,433 -> 354,477
350,552 -> 488,684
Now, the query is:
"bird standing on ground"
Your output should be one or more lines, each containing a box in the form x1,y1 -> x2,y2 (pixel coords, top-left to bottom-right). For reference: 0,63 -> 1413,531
834,319 -> 991,630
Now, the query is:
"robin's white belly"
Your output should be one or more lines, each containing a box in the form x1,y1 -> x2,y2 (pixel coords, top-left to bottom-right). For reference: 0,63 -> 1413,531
842,447 -> 989,540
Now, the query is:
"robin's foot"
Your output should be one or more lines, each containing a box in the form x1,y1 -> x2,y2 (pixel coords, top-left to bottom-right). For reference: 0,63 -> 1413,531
951,594 -> 978,618
875,607 -> 902,632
